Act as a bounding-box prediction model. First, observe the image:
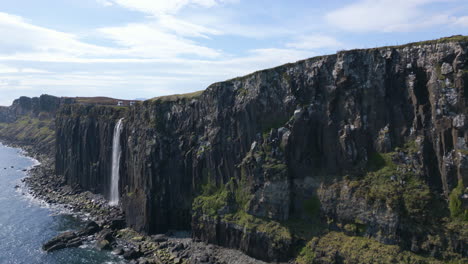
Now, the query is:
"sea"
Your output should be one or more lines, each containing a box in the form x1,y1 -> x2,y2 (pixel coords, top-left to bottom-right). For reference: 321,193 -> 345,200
0,143 -> 123,264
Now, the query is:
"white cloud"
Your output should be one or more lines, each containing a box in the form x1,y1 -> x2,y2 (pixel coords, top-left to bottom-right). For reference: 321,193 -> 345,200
157,15 -> 222,38
0,11 -> 223,61
0,12 -> 114,56
325,0 -> 457,32
98,22 -> 222,58
97,0 -> 114,7
107,0 -> 236,15
286,35 -> 343,50
0,65 -> 19,74
0,64 -> 48,74
453,16 -> 468,26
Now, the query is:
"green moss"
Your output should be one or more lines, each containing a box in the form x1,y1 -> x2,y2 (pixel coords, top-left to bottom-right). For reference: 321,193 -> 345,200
262,162 -> 287,174
297,245 -> 316,264
223,211 -> 292,242
403,140 -> 419,154
193,181 -> 230,217
359,149 -> 432,219
193,177 -> 297,243
236,87 -> 248,96
449,181 -> 468,221
296,232 -> 454,264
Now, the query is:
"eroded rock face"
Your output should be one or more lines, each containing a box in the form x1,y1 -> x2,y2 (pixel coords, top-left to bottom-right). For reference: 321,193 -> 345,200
55,105 -> 126,196
55,37 -> 468,261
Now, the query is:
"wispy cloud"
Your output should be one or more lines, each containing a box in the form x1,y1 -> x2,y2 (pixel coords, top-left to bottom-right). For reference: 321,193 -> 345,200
0,12 -> 114,57
286,35 -> 343,50
325,0 -> 463,32
98,22 -> 222,58
104,0 -> 238,15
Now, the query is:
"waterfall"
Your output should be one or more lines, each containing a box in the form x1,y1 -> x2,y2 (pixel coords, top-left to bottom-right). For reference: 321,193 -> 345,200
109,118 -> 124,206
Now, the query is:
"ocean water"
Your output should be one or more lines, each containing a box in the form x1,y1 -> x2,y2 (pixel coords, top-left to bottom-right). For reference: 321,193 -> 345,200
0,143 -> 123,264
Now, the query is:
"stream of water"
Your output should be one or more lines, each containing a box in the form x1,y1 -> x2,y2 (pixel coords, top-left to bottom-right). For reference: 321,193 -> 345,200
109,118 -> 124,206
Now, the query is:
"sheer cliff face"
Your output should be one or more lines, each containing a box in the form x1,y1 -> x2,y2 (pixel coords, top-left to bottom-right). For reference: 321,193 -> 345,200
55,105 -> 126,195
55,39 -> 468,261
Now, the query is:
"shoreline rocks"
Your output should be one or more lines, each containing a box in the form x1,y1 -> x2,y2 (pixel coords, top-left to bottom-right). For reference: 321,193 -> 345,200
42,231 -> 82,252
1,139 -> 268,264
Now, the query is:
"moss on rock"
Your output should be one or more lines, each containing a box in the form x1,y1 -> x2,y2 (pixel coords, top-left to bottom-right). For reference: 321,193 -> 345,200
449,181 -> 468,221
295,232 -> 464,264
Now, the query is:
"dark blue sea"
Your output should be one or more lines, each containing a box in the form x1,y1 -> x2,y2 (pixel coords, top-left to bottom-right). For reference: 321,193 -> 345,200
0,143 -> 123,264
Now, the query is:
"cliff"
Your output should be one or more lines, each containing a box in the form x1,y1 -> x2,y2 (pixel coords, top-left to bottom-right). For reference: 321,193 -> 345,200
0,95 -> 73,156
55,36 -> 468,263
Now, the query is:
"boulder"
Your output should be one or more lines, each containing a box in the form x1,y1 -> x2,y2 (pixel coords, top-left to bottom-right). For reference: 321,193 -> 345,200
42,231 -> 81,252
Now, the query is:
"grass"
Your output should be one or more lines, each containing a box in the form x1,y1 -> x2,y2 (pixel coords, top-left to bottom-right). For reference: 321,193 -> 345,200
353,148 -> 432,219
192,180 -> 230,217
68,96 -> 139,106
449,180 -> 468,221
150,90 -> 204,102
193,177 -> 293,243
295,232 -> 458,264
0,115 -> 55,152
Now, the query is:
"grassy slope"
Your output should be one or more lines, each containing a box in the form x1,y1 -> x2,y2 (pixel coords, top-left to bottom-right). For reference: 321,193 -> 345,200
0,114 -> 55,154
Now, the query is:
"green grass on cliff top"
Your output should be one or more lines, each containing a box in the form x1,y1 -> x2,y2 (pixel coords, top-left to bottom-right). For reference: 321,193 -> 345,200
149,90 -> 204,102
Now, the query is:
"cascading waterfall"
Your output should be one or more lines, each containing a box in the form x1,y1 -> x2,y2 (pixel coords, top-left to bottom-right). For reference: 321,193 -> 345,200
109,118 -> 124,206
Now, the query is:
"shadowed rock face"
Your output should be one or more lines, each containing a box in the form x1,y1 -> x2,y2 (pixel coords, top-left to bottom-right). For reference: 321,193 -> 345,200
54,37 -> 468,261
55,105 -> 127,196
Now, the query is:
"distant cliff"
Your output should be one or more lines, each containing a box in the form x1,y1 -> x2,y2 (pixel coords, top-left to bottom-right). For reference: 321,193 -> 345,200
51,36 -> 468,263
0,95 -> 73,156
0,95 -> 134,157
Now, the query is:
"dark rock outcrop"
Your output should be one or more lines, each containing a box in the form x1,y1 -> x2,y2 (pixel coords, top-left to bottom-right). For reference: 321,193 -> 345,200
42,231 -> 82,252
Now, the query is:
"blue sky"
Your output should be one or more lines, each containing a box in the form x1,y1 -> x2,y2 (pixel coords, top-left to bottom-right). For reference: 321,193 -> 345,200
0,0 -> 467,105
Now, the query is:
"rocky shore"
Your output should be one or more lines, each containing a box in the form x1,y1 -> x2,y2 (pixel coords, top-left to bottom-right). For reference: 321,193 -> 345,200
12,142 -> 268,264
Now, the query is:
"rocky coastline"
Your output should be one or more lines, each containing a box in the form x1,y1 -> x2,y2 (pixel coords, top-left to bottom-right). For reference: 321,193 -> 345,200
4,139 -> 268,264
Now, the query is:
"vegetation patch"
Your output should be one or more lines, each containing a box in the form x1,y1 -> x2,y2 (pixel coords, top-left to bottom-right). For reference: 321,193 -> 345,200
193,177 -> 296,243
296,232 -> 455,264
150,90 -> 204,102
192,180 -> 230,217
353,147 -> 432,220
449,180 -> 468,221
0,115 -> 55,152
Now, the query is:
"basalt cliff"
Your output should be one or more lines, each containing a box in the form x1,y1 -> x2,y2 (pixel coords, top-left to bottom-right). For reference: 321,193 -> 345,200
2,36 -> 468,263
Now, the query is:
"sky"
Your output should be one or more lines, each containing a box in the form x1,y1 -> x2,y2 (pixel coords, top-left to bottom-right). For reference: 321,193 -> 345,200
0,0 -> 467,106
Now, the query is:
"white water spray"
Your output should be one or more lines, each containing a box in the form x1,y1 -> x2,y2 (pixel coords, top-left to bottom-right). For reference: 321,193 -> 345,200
109,118 -> 124,206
